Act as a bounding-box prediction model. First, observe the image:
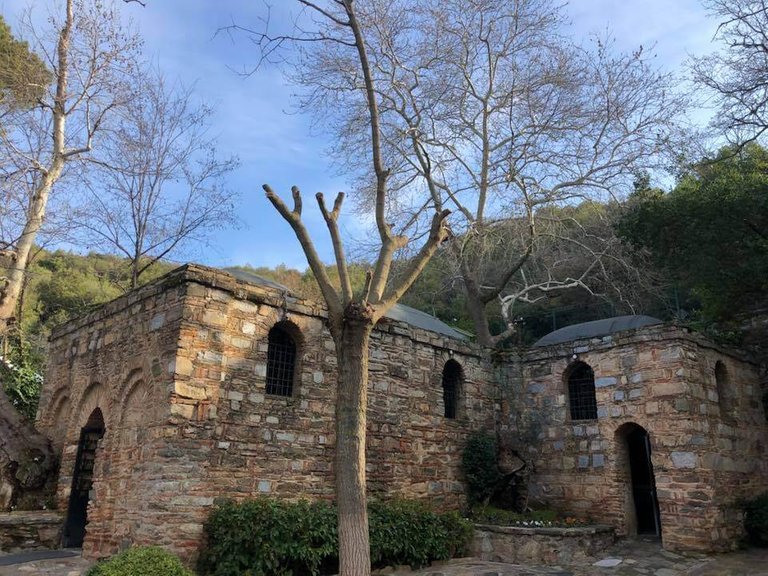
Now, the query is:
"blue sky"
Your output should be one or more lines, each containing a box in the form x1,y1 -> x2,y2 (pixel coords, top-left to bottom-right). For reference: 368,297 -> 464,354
1,0 -> 720,270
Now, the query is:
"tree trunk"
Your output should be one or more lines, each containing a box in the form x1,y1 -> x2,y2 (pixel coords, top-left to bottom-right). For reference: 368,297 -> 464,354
333,305 -> 374,576
0,382 -> 57,510
462,272 -> 495,348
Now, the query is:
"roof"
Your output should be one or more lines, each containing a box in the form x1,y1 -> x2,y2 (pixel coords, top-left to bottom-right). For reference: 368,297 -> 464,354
226,267 -> 295,293
533,315 -> 663,347
384,303 -> 468,341
225,267 -> 467,341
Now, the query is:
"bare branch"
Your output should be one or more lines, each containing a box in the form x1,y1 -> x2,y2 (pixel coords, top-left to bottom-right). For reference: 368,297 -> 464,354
317,192 -> 353,304
264,184 -> 343,316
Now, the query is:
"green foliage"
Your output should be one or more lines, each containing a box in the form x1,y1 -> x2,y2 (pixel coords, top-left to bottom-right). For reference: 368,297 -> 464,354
368,500 -> 473,568
744,492 -> 768,547
618,145 -> 768,325
461,431 -> 501,505
0,353 -> 42,420
85,546 -> 193,576
198,498 -> 473,576
0,15 -> 51,107
198,498 -> 337,576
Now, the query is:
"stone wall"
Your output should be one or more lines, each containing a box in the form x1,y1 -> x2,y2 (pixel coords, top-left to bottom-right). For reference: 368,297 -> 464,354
471,524 -> 615,565
511,325 -> 768,552
0,511 -> 63,553
38,265 -> 497,562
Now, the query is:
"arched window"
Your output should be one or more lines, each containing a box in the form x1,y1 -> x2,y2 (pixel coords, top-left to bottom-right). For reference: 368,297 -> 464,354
715,360 -> 734,417
567,362 -> 597,420
266,323 -> 298,397
442,359 -> 463,419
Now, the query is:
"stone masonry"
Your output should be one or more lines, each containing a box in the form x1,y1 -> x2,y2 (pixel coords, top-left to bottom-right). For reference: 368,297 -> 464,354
510,324 -> 768,552
37,265 -> 497,562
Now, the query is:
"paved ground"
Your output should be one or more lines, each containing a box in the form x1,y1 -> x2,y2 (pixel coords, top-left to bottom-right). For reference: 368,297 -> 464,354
1,539 -> 767,575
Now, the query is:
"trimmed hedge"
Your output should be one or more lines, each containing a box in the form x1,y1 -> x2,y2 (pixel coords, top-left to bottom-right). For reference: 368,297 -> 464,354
86,546 -> 193,576
198,498 -> 473,576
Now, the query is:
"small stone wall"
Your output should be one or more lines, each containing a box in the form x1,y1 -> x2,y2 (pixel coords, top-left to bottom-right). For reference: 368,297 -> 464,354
0,511 -> 63,553
471,524 -> 615,564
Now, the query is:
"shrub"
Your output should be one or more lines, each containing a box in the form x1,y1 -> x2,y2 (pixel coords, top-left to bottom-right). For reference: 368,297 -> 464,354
198,498 -> 337,576
461,431 -> 501,505
368,500 -> 473,568
198,498 -> 473,575
744,492 -> 768,546
86,546 -> 193,576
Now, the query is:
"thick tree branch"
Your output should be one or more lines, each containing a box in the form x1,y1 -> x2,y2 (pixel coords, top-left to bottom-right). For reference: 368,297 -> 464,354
317,192 -> 353,304
264,184 -> 342,316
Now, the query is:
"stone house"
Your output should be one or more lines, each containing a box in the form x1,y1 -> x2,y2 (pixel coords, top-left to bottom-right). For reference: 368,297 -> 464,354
35,264 -> 768,561
36,265 -> 496,560
511,317 -> 768,552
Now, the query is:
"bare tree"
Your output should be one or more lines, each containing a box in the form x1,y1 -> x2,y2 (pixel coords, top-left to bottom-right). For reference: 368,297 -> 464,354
294,0 -> 687,346
693,0 -> 768,144
232,1 -> 450,573
0,0 -> 139,507
0,0 -> 139,332
78,68 -> 239,289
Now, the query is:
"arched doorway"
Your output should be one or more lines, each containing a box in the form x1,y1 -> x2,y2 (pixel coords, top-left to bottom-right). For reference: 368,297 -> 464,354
617,423 -> 661,537
63,407 -> 105,548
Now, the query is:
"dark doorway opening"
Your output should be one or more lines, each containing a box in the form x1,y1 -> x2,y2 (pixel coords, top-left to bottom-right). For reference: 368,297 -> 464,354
626,425 -> 661,536
63,408 -> 105,548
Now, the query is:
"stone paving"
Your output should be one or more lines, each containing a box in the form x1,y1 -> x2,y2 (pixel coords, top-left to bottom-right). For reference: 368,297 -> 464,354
1,539 -> 767,576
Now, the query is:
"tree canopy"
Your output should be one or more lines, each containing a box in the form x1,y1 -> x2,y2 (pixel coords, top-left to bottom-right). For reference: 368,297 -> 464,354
618,144 -> 768,323
0,15 -> 50,108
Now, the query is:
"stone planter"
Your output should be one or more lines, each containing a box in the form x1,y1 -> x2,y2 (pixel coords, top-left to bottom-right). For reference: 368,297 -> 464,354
0,510 -> 63,553
472,523 -> 615,565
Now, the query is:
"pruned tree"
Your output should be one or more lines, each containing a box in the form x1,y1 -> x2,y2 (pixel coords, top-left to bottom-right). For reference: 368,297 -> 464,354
0,0 -> 140,508
293,0 -> 687,346
692,0 -> 768,144
233,1 -> 450,573
78,68 -> 239,289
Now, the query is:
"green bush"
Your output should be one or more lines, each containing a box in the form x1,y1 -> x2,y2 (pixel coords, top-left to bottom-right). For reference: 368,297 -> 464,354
744,492 -> 768,546
368,500 -> 473,568
0,351 -> 43,420
198,498 -> 473,575
461,431 -> 501,505
198,498 -> 337,576
86,546 -> 193,576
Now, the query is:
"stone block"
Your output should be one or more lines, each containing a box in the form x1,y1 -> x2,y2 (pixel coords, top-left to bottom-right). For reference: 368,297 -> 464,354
149,313 -> 166,331
175,381 -> 208,400
172,357 -> 194,377
595,376 -> 617,388
671,451 -> 697,469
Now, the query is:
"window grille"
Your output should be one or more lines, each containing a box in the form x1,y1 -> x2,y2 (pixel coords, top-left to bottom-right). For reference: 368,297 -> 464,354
442,360 -> 462,419
568,362 -> 597,420
266,325 -> 297,397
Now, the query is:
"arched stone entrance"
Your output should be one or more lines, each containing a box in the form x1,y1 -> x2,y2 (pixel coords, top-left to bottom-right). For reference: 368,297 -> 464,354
616,422 -> 661,537
63,407 -> 105,548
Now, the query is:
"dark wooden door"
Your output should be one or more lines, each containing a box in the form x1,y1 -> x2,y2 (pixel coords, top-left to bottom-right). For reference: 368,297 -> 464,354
627,427 -> 661,536
63,425 -> 104,547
